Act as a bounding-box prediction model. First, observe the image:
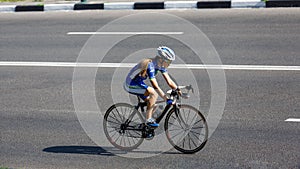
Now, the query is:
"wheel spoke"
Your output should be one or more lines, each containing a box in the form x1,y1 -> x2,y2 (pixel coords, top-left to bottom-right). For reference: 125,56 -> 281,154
188,133 -> 191,150
115,108 -> 125,122
190,130 -> 201,135
109,129 -> 118,138
191,126 -> 204,129
193,119 -> 203,125
186,109 -> 191,124
110,111 -> 122,123
170,130 -> 185,140
190,134 -> 198,148
106,119 -> 121,125
181,137 -> 186,148
168,121 -> 183,129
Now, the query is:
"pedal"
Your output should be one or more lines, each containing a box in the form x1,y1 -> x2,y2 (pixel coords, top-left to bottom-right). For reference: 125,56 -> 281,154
145,133 -> 155,140
142,125 -> 155,140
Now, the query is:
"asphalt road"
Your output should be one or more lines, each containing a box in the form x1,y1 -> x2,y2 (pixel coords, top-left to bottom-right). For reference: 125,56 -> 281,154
0,9 -> 299,169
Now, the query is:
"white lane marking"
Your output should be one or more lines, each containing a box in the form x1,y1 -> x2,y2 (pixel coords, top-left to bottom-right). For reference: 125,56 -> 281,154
285,118 -> 300,122
0,62 -> 299,71
170,64 -> 300,71
67,32 -> 184,35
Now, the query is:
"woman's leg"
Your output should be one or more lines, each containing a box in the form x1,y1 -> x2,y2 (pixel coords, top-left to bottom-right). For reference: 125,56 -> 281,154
144,87 -> 158,120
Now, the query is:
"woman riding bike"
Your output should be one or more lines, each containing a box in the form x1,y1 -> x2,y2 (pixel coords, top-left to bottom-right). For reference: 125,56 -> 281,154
123,46 -> 180,127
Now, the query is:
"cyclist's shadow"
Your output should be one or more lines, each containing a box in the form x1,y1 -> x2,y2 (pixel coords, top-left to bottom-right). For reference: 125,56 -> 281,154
43,146 -> 181,156
43,146 -> 122,156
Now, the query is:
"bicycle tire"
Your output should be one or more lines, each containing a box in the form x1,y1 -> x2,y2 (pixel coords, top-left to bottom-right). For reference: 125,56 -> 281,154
165,104 -> 208,154
103,103 -> 144,151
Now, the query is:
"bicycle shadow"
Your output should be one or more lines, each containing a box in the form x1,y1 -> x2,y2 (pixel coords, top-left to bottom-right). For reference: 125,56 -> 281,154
43,146 -> 119,156
43,146 -> 181,156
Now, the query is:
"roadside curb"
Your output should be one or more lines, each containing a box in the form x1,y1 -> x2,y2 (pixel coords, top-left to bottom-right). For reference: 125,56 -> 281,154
1,0 -> 300,12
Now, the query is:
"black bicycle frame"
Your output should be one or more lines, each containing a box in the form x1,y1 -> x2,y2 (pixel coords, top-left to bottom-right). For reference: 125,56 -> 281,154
121,98 -> 185,135
123,95 -> 181,131
134,99 -> 174,124
155,104 -> 172,123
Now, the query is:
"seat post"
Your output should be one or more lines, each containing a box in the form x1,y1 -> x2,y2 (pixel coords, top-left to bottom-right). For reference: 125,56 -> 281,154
137,96 -> 141,104
136,96 -> 147,113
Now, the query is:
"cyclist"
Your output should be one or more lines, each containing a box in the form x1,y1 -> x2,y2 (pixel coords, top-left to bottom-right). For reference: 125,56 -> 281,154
124,46 -> 180,127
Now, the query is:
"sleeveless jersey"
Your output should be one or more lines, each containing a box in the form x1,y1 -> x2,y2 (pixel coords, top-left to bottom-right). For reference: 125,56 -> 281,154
125,59 -> 167,86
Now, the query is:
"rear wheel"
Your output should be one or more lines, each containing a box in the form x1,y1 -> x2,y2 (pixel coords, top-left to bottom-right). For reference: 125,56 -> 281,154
103,103 -> 144,151
165,104 -> 208,154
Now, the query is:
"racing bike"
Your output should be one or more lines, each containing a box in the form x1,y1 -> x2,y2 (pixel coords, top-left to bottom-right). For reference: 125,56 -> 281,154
103,85 -> 208,154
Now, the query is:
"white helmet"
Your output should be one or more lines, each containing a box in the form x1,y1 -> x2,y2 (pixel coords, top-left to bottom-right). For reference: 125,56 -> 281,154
157,46 -> 175,61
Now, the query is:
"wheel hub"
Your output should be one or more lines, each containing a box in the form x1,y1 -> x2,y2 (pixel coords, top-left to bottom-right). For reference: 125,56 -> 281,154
119,124 -> 126,134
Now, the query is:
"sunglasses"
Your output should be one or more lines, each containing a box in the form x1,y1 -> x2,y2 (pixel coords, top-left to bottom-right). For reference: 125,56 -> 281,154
163,59 -> 172,65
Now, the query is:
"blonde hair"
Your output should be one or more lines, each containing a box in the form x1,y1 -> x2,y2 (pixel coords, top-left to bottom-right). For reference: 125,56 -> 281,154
139,58 -> 152,77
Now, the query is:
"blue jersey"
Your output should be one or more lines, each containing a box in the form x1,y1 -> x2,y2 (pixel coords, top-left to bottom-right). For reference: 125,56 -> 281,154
125,59 -> 167,87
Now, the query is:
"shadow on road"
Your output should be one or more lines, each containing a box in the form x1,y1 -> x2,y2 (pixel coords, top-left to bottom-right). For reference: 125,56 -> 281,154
43,145 -> 181,156
43,146 -> 118,156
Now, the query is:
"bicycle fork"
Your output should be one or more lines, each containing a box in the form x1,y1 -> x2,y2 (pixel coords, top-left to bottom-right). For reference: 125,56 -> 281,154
174,104 -> 188,129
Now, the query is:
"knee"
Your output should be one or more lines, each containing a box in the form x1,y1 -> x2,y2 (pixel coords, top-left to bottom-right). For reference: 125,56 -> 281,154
147,87 -> 158,99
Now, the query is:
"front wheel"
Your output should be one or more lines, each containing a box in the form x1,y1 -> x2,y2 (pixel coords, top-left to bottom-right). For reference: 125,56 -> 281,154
165,104 -> 208,154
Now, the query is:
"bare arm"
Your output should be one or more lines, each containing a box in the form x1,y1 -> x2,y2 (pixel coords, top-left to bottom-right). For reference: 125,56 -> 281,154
150,78 -> 168,101
162,72 -> 177,89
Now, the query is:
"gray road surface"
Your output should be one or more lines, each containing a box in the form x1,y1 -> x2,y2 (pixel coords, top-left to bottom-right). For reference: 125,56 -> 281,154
0,9 -> 299,169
